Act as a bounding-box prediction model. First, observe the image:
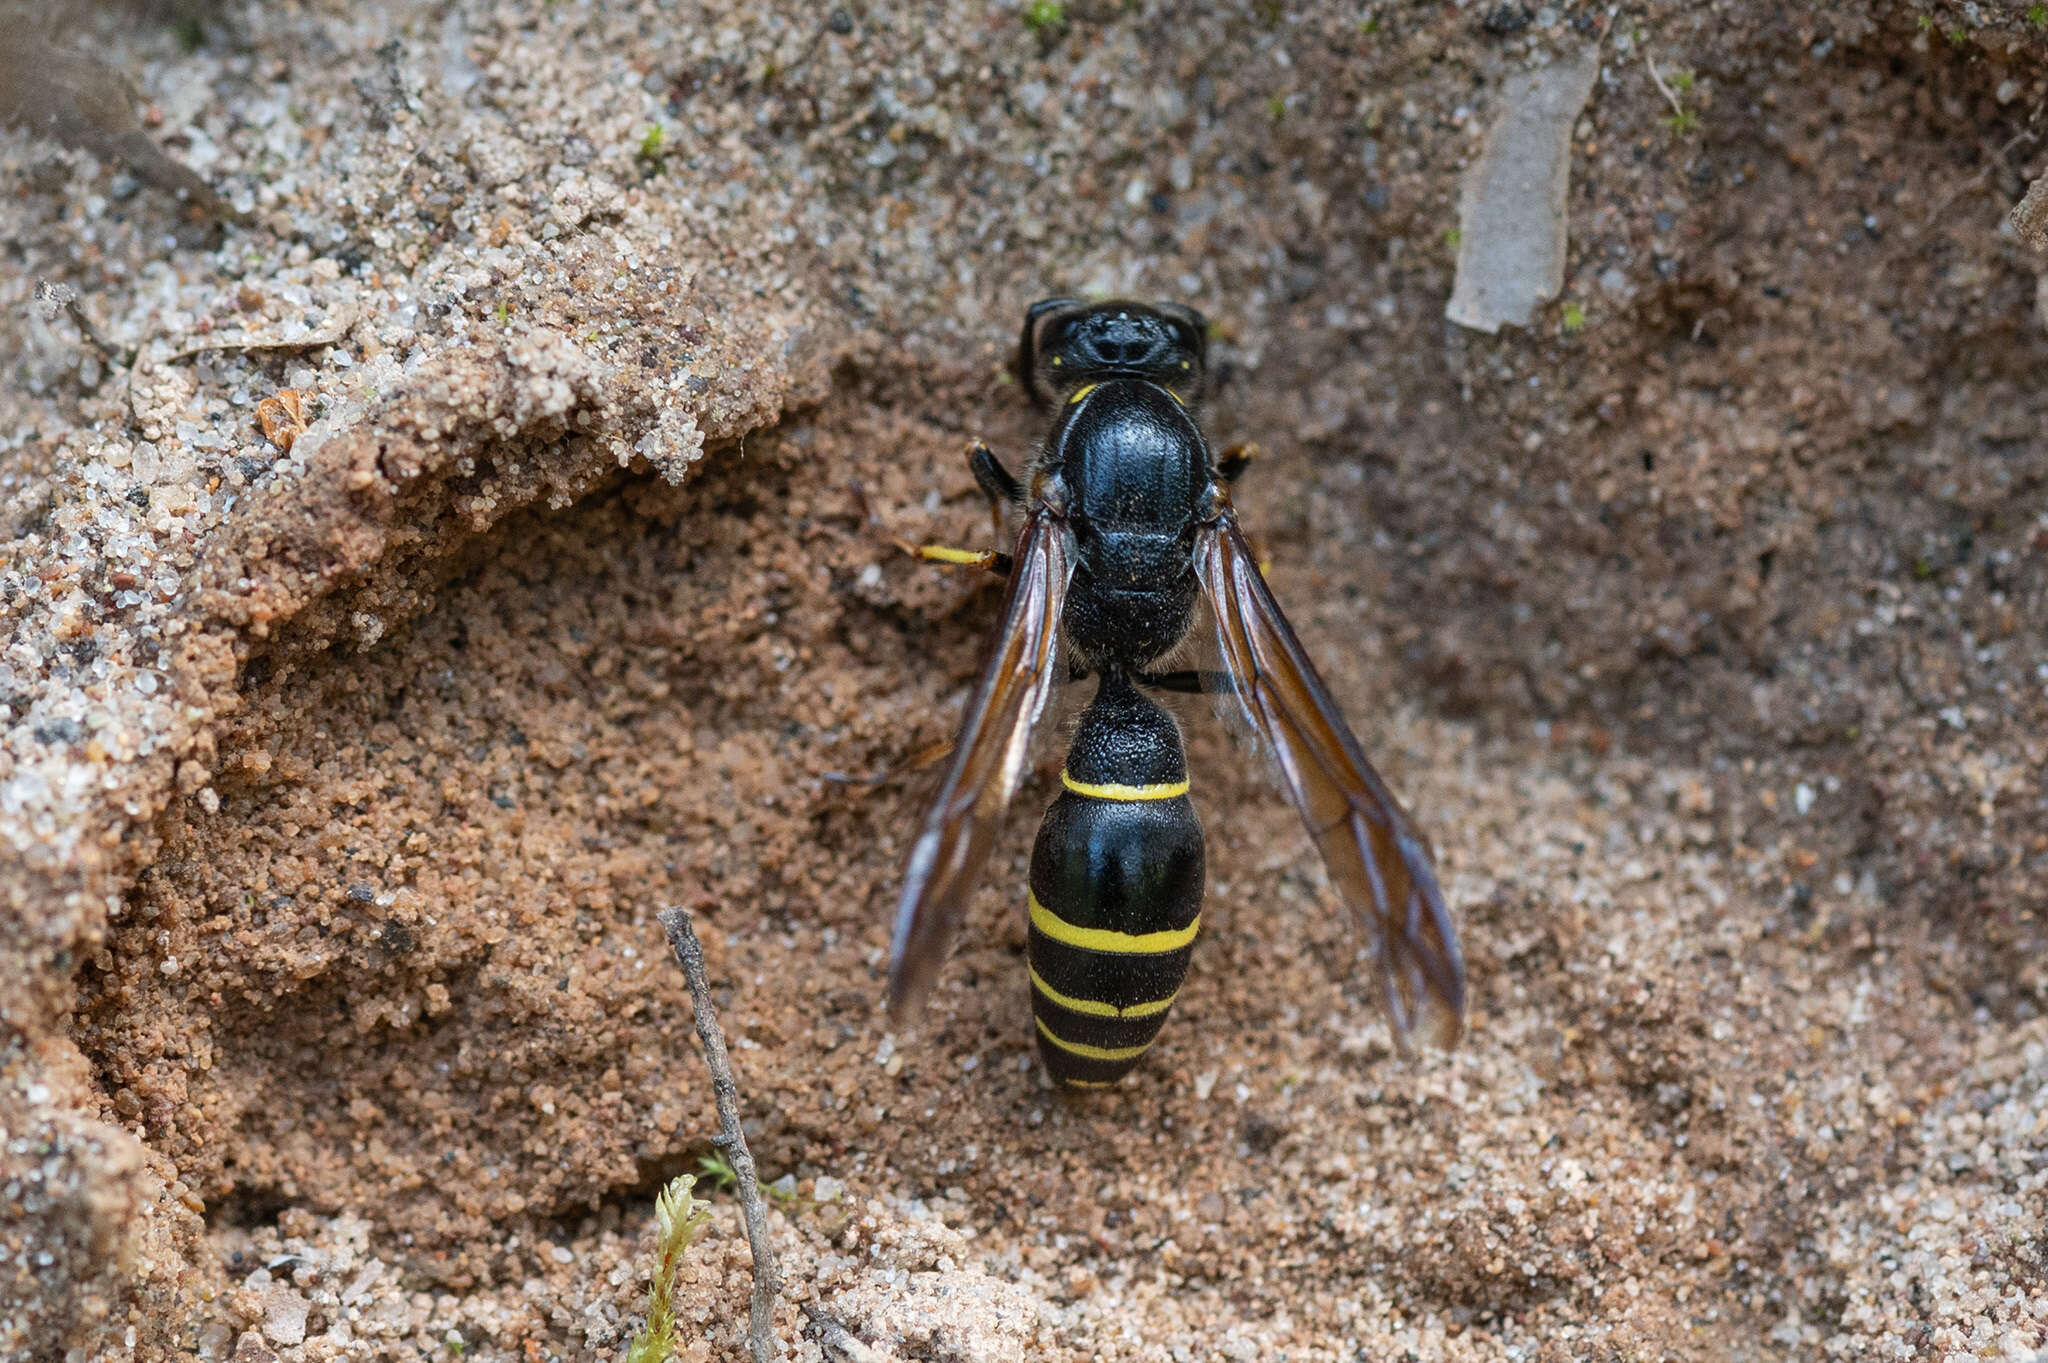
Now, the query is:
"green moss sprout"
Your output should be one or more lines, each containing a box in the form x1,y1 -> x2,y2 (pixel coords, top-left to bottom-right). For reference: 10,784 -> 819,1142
625,1174 -> 715,1363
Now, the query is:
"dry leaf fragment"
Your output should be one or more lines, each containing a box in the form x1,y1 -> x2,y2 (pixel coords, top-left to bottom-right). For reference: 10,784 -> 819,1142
255,389 -> 306,452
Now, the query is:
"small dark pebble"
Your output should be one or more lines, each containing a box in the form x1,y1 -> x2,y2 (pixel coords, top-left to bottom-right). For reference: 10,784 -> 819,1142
235,457 -> 268,482
1363,184 -> 1391,211
1482,4 -> 1529,35
347,883 -> 377,903
127,487 -> 151,508
827,8 -> 853,35
1239,1112 -> 1286,1154
35,718 -> 86,745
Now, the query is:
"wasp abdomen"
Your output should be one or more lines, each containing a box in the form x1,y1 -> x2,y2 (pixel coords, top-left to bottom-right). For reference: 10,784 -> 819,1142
1026,675 -> 1204,1088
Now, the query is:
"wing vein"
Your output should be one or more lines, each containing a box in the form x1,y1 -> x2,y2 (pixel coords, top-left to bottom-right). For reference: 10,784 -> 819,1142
887,507 -> 1070,1020
1194,509 -> 1466,1048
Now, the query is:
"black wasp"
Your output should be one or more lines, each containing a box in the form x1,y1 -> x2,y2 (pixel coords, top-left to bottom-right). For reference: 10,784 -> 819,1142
888,299 -> 1465,1089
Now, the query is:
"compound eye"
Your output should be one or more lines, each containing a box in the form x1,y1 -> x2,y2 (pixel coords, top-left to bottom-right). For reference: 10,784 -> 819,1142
1150,303 -> 1206,356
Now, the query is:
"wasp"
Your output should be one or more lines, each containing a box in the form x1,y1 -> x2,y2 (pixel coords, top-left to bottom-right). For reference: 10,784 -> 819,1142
887,299 -> 1465,1089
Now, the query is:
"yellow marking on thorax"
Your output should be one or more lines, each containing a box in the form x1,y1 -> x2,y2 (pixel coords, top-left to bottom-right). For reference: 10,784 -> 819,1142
1036,1016 -> 1152,1062
1059,769 -> 1189,801
1029,964 -> 1178,1019
1028,891 -> 1199,955
1067,382 -> 1098,404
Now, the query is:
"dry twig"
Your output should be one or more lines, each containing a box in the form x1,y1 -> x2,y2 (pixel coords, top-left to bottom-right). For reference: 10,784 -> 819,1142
33,279 -> 130,366
659,907 -> 781,1363
1642,51 -> 1686,120
2010,168 -> 2048,249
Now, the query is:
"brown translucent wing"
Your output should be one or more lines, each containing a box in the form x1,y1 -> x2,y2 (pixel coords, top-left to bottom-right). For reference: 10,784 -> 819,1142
1194,510 -> 1466,1049
888,506 -> 1070,1021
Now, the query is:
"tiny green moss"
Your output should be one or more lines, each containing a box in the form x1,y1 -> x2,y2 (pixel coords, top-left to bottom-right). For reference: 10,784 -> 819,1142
1359,17 -> 1381,35
1945,25 -> 1968,44
1022,0 -> 1065,31
2029,5 -> 2048,28
172,17 -> 205,52
1266,93 -> 1288,123
697,1148 -> 738,1193
625,1175 -> 714,1363
1660,106 -> 1701,137
1916,15 -> 1936,30
638,124 -> 666,164
1561,301 -> 1587,333
1911,556 -> 1935,581
1443,226 -> 1462,249
1667,67 -> 1696,93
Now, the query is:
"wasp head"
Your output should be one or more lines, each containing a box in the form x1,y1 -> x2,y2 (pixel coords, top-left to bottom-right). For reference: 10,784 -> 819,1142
1016,298 -> 1207,408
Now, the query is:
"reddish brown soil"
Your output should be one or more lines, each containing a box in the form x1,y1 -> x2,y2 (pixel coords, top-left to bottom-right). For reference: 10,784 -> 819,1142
5,2 -> 2048,1360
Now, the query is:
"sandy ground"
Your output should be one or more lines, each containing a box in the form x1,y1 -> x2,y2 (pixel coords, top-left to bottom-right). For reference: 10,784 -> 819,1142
4,1 -> 2048,1360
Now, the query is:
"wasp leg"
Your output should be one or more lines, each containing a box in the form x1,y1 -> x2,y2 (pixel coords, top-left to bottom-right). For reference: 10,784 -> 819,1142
969,440 -> 1023,506
849,479 -> 1013,576
1216,441 -> 1261,483
907,543 -> 1013,576
819,737 -> 955,788
1136,669 -> 1238,696
968,440 -> 1022,539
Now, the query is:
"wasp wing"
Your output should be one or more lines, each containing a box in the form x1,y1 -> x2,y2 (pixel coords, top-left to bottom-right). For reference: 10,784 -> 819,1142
1194,509 -> 1466,1049
888,506 -> 1070,1021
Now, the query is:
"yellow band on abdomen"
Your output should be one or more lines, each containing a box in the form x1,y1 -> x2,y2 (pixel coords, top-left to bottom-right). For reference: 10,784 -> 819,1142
1059,769 -> 1189,801
1035,1015 -> 1153,1062
1028,892 -> 1199,955
1029,963 -> 1179,1019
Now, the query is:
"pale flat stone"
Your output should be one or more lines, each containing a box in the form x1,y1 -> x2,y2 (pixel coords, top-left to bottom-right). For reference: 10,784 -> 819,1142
1447,49 -> 1602,333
